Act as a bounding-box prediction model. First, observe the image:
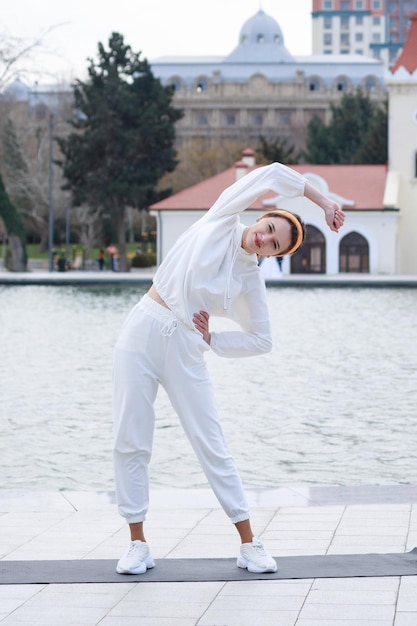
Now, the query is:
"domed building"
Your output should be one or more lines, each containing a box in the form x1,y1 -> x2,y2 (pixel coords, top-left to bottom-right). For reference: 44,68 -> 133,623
150,8 -> 387,151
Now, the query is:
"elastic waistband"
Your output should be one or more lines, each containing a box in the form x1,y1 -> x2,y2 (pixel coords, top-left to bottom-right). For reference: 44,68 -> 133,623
139,294 -> 181,337
140,294 -> 179,323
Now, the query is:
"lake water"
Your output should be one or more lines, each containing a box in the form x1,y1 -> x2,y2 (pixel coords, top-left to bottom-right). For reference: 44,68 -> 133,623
1,285 -> 417,492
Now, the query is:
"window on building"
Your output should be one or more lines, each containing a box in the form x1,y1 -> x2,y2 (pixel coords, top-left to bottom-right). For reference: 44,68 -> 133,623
323,0 -> 333,8
324,16 -> 332,28
274,35 -> 280,44
341,49 -> 350,53
389,48 -> 399,63
309,78 -> 321,91
257,34 -> 265,43
252,113 -> 263,126
280,112 -> 292,125
195,79 -> 208,93
365,77 -> 377,91
341,33 -> 350,45
373,48 -> 381,58
372,33 -> 381,42
356,16 -> 363,25
341,15 -> 350,29
373,16 -> 381,25
339,232 -> 369,273
324,33 -> 332,45
355,0 -> 364,8
372,0 -> 381,8
341,0 -> 350,9
337,78 -> 348,90
324,49 -> 332,53
355,32 -> 364,41
197,114 -> 208,126
355,49 -> 364,54
225,113 -> 236,126
169,79 -> 181,92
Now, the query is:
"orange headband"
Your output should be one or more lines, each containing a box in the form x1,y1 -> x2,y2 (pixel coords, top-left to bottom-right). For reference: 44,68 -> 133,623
264,209 -> 304,256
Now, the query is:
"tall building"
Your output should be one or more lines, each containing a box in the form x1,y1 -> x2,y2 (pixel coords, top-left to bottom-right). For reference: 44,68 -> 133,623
312,0 -> 417,67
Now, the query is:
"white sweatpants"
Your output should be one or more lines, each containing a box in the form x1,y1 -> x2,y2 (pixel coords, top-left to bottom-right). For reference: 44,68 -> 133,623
112,295 -> 250,525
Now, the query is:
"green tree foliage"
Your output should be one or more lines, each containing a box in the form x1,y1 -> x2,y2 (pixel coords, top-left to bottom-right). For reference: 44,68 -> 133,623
303,91 -> 388,164
256,135 -> 300,165
57,32 -> 183,271
0,172 -> 27,271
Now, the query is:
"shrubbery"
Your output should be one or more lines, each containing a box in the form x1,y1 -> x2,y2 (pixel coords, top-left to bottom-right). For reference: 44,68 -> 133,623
130,251 -> 157,268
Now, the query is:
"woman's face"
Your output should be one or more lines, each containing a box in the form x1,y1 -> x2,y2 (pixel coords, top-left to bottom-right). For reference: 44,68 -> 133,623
241,216 -> 292,257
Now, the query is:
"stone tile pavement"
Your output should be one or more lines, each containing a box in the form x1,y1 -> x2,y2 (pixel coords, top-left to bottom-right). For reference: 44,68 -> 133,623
1,486 -> 417,625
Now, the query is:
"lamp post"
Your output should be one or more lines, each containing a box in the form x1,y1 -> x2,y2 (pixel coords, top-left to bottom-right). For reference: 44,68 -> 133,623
48,113 -> 54,272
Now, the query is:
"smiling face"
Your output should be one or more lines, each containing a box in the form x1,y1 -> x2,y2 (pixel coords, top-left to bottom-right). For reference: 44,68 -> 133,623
241,215 -> 292,257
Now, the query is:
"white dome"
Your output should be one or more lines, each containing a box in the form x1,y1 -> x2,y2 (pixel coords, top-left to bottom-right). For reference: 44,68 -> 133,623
225,9 -> 294,63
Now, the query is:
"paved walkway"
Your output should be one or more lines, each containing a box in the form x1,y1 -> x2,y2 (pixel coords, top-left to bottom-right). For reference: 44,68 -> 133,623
1,486 -> 417,625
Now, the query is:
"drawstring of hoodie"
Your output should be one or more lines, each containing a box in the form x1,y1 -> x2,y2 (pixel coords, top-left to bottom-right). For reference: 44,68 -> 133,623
224,245 -> 240,310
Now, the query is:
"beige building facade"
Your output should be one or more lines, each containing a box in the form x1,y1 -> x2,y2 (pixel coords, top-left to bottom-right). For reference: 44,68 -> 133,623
150,8 -> 387,153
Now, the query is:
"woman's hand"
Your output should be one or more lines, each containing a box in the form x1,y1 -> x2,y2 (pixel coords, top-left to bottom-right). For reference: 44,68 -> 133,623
324,202 -> 345,233
304,181 -> 346,233
193,310 -> 211,345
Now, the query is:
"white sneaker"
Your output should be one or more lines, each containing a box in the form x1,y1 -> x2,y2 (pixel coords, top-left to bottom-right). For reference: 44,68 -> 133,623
237,537 -> 278,573
116,540 -> 155,574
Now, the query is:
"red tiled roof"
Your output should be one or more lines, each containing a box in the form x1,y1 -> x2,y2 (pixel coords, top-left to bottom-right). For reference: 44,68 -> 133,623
291,164 -> 387,209
150,164 -> 388,211
391,12 -> 417,74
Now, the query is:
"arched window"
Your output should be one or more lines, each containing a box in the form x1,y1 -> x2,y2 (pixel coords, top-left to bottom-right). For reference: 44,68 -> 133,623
290,226 -> 326,274
339,232 -> 369,272
195,79 -> 208,93
169,78 -> 181,92
309,78 -> 321,92
337,79 -> 348,91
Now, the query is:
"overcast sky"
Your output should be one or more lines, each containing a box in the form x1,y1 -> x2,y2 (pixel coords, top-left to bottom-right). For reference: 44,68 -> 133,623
2,0 -> 312,84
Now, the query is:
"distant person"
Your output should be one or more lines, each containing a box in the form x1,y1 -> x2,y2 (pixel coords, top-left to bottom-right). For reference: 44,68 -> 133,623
98,248 -> 105,271
112,162 -> 345,576
106,243 -> 118,271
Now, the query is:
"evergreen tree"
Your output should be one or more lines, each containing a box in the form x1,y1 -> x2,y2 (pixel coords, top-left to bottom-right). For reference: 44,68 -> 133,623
353,101 -> 388,164
57,32 -> 183,271
303,116 -> 335,164
303,91 -> 388,165
0,173 -> 27,271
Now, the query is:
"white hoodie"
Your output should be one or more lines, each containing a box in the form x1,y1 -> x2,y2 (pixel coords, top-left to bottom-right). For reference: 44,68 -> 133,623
153,162 -> 307,358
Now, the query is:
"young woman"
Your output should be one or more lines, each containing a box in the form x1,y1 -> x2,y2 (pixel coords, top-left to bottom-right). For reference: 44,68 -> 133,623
113,161 -> 345,575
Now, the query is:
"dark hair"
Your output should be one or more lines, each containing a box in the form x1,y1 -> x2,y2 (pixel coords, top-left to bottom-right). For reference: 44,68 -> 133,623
261,210 -> 306,256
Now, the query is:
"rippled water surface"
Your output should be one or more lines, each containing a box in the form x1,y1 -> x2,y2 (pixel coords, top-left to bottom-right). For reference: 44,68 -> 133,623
1,285 -> 417,491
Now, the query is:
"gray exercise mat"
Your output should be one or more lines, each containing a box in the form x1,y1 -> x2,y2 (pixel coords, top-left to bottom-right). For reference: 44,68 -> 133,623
1,549 -> 417,584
